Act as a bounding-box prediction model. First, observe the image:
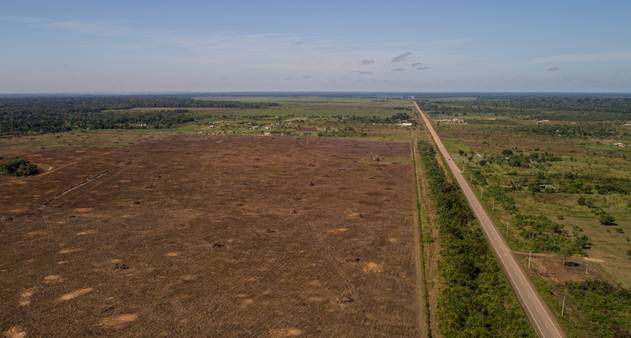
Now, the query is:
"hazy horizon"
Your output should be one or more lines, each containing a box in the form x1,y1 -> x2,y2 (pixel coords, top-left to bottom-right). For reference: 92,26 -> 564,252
2,0 -> 631,93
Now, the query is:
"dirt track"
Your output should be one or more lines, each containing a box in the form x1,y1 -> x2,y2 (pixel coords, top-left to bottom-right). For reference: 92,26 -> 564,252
1,136 -> 421,337
413,100 -> 564,338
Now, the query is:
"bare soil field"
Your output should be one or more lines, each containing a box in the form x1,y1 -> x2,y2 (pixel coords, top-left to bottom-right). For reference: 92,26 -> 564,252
0,136 -> 420,337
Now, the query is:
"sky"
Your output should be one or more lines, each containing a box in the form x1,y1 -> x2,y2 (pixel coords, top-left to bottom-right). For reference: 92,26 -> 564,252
1,0 -> 631,93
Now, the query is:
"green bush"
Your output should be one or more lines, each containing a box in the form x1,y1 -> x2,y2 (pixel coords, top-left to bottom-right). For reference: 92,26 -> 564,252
566,280 -> 631,337
0,158 -> 38,176
487,185 -> 518,214
512,214 -> 587,254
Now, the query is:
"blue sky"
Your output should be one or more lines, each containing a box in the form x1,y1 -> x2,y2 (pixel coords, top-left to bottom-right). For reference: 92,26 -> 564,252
1,0 -> 630,92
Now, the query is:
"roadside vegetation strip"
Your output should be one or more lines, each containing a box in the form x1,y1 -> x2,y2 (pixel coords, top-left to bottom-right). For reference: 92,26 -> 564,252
424,97 -> 631,337
411,139 -> 431,336
418,141 -> 534,337
416,131 -> 443,338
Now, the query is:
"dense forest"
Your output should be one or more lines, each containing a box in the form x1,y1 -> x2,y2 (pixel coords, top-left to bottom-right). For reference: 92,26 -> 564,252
419,141 -> 533,337
0,95 -> 279,135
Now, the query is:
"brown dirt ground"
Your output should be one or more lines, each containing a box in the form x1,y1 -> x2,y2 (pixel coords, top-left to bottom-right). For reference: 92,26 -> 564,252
515,252 -> 606,284
0,136 -> 421,337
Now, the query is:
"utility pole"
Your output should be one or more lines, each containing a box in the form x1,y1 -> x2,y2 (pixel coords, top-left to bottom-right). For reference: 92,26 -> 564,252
561,296 -> 566,318
528,252 -> 532,268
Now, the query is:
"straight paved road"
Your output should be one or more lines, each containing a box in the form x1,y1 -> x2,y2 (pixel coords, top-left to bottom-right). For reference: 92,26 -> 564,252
412,100 -> 565,338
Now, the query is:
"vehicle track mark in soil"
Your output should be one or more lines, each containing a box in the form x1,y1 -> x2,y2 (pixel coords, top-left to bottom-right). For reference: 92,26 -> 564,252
37,160 -> 131,211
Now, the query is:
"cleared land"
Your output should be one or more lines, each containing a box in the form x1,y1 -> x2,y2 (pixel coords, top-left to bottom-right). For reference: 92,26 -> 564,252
0,136 -> 421,337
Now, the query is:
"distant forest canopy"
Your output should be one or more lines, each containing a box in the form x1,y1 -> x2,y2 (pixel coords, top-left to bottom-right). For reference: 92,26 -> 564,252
0,95 -> 280,135
422,95 -> 631,121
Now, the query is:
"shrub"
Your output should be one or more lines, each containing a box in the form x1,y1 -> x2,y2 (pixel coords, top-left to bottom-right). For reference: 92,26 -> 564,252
0,158 -> 38,176
576,235 -> 591,249
567,280 -> 631,337
599,214 -> 616,226
514,214 -> 581,253
577,196 -> 587,206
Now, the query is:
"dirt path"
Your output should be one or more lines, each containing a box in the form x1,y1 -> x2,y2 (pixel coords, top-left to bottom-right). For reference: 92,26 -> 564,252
412,99 -> 565,338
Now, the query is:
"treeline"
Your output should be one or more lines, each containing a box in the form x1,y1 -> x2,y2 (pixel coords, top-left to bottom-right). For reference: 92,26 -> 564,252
518,123 -> 619,138
421,95 -> 631,121
479,149 -> 561,168
0,95 -> 279,134
419,141 -> 533,337
342,112 -> 414,124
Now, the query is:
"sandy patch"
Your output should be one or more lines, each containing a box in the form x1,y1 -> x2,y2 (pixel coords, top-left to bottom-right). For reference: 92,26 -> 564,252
362,262 -> 384,273
584,257 -> 605,263
73,208 -> 94,213
58,288 -> 94,301
58,248 -> 81,254
25,230 -> 47,237
3,325 -> 26,338
98,314 -> 138,329
270,328 -> 303,337
8,208 -> 28,214
164,252 -> 180,257
326,228 -> 349,234
43,275 -> 64,285
180,274 -> 196,281
18,288 -> 36,306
